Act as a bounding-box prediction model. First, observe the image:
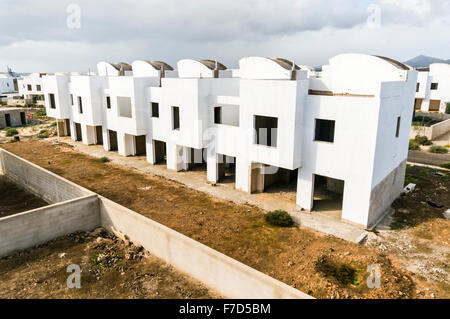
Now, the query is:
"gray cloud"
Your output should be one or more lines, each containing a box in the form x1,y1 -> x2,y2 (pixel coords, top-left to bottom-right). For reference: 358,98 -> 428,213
0,0 -> 449,72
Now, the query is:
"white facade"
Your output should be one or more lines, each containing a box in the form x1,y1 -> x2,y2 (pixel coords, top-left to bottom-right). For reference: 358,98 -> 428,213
414,63 -> 450,113
18,73 -> 47,104
42,54 -> 417,228
0,75 -> 15,94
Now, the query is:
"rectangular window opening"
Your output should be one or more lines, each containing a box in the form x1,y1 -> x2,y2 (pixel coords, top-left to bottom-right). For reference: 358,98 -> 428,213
106,96 -> 111,109
396,116 -> 401,138
152,102 -> 159,118
49,93 -> 56,109
254,115 -> 278,147
315,119 -> 335,143
78,96 -> 83,114
214,106 -> 222,124
172,106 -> 180,130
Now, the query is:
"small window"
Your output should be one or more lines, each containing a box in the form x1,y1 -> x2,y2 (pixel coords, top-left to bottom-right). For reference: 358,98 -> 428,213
70,94 -> 73,105
6,83 -> 9,87
214,106 -> 222,124
254,115 -> 278,147
78,96 -> 83,114
27,84 -> 32,91
431,83 -> 438,90
152,102 -> 159,118
106,96 -> 111,109
172,106 -> 180,130
416,83 -> 420,92
36,85 -> 41,91
49,93 -> 56,109
315,119 -> 335,143
395,117 -> 401,138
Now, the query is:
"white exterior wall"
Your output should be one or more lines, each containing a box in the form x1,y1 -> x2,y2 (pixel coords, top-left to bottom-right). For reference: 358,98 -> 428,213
39,54 -> 417,228
43,74 -> 71,119
0,76 -> 14,94
18,73 -> 45,97
415,63 -> 450,113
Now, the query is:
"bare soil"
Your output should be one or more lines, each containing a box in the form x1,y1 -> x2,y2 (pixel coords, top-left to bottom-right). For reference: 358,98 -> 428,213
2,140 -> 441,299
0,228 -> 218,298
0,175 -> 48,218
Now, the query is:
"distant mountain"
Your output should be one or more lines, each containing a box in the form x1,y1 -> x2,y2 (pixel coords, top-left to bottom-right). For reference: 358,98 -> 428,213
404,55 -> 450,68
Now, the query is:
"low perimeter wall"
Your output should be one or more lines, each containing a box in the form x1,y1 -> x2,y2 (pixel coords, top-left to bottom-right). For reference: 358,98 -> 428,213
410,118 -> 450,140
0,195 -> 100,256
0,148 -> 312,299
0,149 -> 93,203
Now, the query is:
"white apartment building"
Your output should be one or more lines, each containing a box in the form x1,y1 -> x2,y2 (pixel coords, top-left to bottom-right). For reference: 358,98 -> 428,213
414,63 -> 450,113
43,53 -> 417,228
18,73 -> 47,104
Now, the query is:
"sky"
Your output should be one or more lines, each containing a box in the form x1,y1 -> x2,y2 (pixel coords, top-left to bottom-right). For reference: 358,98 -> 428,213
1,0 -> 450,72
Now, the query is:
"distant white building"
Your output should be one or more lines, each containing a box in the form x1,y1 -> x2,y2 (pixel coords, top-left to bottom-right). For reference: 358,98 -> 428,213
0,74 -> 15,95
18,73 -> 47,105
42,53 -> 417,228
414,63 -> 450,113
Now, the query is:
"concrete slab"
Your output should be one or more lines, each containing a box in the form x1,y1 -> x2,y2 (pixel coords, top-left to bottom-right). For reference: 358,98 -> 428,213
48,137 -> 368,243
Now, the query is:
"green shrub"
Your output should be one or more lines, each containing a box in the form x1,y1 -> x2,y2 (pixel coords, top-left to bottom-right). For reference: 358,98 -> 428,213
445,102 -> 450,115
317,258 -> 360,286
35,107 -> 46,117
429,145 -> 449,154
37,129 -> 49,139
98,156 -> 110,163
409,140 -> 420,151
414,135 -> 433,146
440,162 -> 450,169
265,210 -> 294,227
5,127 -> 18,137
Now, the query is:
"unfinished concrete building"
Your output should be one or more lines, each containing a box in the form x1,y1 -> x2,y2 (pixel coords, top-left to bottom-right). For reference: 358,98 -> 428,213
42,53 -> 417,228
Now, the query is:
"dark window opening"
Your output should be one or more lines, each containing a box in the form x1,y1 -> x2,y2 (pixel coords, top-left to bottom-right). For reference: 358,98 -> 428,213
152,102 -> 159,118
431,83 -> 438,90
172,106 -> 180,130
254,115 -> 278,147
78,97 -> 83,114
70,94 -> 74,105
27,84 -> 32,91
395,117 -> 401,138
416,83 -> 420,92
49,93 -> 56,109
106,96 -> 111,109
36,85 -> 41,91
20,112 -> 26,125
214,106 -> 222,124
315,119 -> 335,143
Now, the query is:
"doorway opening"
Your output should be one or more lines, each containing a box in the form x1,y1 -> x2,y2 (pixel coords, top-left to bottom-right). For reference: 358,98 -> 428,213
312,174 -> 344,220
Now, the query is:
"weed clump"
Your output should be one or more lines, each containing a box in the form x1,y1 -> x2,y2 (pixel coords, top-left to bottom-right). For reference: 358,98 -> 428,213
409,140 -> 420,151
265,210 -> 294,227
440,162 -> 450,169
429,145 -> 449,154
5,127 -> 18,137
317,256 -> 360,286
37,129 -> 49,139
414,135 -> 433,146
98,156 -> 111,163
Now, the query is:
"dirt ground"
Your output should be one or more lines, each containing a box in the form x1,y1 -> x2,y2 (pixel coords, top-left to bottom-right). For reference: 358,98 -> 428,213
3,140 -> 448,299
0,175 -> 48,218
0,228 -> 218,298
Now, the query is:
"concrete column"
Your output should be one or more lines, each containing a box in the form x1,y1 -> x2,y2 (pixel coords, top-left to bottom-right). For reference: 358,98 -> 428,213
235,157 -> 251,193
296,169 -> 314,211
70,121 -> 76,141
166,142 -> 183,171
421,99 -> 430,112
145,134 -> 155,164
206,149 -> 218,183
56,120 -> 65,137
102,127 -> 110,151
81,125 -> 96,145
117,132 -> 134,156
181,147 -> 191,171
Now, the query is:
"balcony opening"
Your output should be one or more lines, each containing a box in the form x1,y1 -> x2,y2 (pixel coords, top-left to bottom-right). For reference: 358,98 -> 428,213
118,96 -> 132,118
215,105 -> 239,126
254,115 -> 278,147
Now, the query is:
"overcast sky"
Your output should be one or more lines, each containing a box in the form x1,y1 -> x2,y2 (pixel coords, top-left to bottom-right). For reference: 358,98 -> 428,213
1,0 -> 449,72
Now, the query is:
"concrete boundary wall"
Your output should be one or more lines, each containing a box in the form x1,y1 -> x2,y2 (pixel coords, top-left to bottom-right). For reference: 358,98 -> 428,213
410,118 -> 450,140
0,149 -> 312,299
99,196 -> 312,299
0,195 -> 100,257
0,148 -> 94,203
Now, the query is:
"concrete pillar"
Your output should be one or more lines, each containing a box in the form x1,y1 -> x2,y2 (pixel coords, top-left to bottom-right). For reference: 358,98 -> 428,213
235,157 -> 251,193
206,149 -> 218,183
181,147 -> 191,171
296,169 -> 314,211
102,127 -> 110,151
56,120 -> 65,137
117,132 -> 134,156
70,121 -> 76,141
81,125 -> 96,145
421,99 -> 430,112
166,142 -> 183,171
145,134 -> 155,164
